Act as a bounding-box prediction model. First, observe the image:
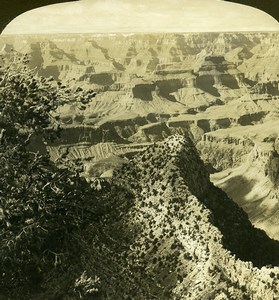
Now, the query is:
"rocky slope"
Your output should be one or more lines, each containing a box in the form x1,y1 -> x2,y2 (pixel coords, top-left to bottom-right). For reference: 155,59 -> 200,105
79,135 -> 279,299
11,135 -> 278,299
202,122 -> 279,239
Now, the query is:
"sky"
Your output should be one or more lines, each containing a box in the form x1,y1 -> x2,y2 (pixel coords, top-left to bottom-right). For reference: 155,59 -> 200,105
2,0 -> 279,34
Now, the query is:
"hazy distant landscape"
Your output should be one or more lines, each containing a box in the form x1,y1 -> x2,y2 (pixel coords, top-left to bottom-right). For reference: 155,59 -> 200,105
1,31 -> 279,299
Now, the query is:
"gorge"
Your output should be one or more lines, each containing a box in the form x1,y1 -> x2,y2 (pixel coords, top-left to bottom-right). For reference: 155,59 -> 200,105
1,31 -> 279,299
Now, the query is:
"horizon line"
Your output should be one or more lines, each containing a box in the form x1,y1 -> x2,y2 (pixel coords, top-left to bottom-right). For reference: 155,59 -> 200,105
1,29 -> 279,37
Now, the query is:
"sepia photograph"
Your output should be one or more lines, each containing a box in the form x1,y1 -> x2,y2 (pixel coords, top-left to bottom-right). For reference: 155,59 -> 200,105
0,0 -> 279,299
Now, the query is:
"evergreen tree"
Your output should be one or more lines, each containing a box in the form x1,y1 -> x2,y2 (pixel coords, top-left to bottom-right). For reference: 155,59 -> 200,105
0,52 -> 97,297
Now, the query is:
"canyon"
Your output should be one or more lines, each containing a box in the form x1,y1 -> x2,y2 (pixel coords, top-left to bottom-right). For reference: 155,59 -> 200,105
1,31 -> 279,298
2,32 -> 279,239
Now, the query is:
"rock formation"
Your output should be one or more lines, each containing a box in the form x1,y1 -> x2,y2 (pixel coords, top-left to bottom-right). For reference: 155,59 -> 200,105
1,31 -> 279,298
79,135 -> 279,299
3,31 -> 277,241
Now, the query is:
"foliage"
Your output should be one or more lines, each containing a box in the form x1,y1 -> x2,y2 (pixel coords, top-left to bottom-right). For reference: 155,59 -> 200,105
0,51 -> 95,143
74,271 -> 101,299
0,52 -> 97,297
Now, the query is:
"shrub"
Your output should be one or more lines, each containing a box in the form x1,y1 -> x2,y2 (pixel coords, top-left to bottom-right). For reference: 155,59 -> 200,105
0,53 -> 97,297
74,271 -> 101,299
